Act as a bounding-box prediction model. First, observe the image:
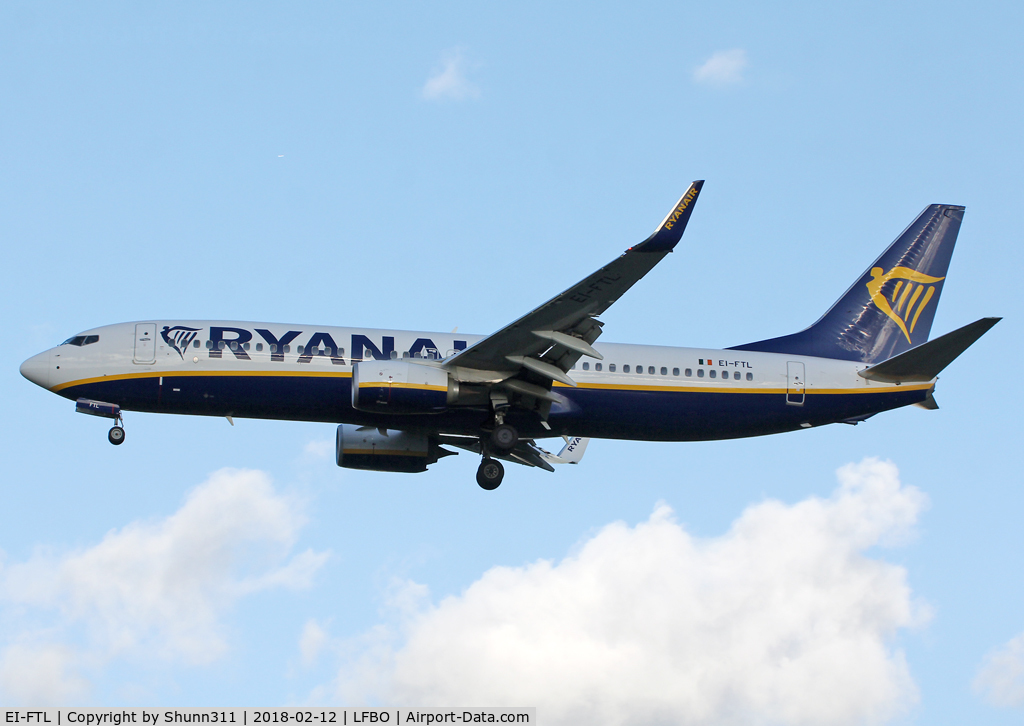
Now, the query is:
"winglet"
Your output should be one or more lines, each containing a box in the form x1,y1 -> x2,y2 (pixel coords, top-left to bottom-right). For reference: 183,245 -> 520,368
541,436 -> 590,465
633,180 -> 704,253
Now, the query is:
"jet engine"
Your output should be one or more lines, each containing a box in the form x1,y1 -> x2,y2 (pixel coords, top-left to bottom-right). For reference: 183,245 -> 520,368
351,360 -> 453,414
335,424 -> 452,473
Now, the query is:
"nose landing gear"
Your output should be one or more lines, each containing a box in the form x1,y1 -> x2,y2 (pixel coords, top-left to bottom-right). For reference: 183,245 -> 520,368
108,424 -> 126,445
75,398 -> 127,446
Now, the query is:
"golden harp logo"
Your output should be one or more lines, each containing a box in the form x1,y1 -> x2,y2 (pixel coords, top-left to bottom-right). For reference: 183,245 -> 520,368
866,266 -> 945,343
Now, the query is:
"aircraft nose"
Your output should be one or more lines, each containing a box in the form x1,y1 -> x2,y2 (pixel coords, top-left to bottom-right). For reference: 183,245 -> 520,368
20,351 -> 52,389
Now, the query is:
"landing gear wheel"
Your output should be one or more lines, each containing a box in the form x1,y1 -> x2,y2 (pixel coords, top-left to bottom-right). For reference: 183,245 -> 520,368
490,423 -> 518,453
108,426 -> 125,446
476,458 -> 504,490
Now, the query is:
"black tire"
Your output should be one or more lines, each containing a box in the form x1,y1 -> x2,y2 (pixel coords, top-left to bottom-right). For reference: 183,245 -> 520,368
490,423 -> 518,453
108,426 -> 125,446
476,458 -> 504,490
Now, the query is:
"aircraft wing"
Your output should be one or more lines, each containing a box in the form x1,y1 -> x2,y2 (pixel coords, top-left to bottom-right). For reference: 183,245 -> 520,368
444,181 -> 704,384
437,434 -> 588,472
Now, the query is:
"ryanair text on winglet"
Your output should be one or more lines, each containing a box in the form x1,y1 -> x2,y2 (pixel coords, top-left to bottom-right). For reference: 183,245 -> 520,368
663,186 -> 699,231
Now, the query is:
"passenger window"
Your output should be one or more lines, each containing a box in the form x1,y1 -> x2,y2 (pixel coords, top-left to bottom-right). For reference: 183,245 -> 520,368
339,348 -> 345,357
390,350 -> 398,359
218,341 -> 226,350
595,363 -> 602,371
722,371 -> 728,379
297,345 -> 304,355
205,340 -> 212,349
672,368 -> 679,376
697,369 -> 704,378
609,364 -> 616,372
746,372 -> 753,381
685,368 -> 692,377
193,340 -> 200,348
582,362 -> 590,371
661,367 -> 668,375
709,370 -> 717,379
734,371 -> 740,380
637,365 -> 644,374
270,344 -> 278,353
623,365 -> 630,373
256,343 -> 263,352
403,351 -> 410,359
243,342 -> 250,350
283,344 -> 291,353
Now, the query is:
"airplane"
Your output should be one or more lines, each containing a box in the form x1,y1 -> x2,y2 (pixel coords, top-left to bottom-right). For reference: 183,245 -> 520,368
20,181 -> 1000,490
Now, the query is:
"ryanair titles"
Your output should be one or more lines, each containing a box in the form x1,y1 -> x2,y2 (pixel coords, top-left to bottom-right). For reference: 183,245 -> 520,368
663,185 -> 699,231
161,326 -> 467,366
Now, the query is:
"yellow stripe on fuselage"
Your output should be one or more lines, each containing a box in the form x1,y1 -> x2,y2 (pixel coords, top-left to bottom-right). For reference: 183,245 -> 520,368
553,381 -> 935,395
51,368 -> 354,393
52,368 -> 933,397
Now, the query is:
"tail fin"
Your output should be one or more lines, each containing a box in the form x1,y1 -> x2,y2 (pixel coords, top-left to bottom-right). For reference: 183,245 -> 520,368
729,204 -> 965,363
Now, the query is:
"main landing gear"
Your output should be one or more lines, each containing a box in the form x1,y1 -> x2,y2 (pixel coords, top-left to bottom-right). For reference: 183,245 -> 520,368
476,458 -> 504,490
490,423 -> 518,452
477,403 -> 517,490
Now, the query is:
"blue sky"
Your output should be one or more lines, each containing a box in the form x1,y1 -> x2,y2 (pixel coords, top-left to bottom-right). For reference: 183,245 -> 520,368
1,1 -> 1022,722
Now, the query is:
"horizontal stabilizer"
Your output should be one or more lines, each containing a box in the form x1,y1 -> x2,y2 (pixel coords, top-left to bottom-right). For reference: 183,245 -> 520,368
859,317 -> 1000,383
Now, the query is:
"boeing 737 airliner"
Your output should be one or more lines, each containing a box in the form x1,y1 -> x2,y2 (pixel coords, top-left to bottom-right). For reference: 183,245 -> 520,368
20,181 -> 999,489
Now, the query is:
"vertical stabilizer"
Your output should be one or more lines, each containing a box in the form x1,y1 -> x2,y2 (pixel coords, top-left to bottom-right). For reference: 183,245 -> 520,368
730,204 -> 964,363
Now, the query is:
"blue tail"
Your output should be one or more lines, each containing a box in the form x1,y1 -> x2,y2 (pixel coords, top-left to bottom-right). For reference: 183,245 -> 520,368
729,204 -> 965,363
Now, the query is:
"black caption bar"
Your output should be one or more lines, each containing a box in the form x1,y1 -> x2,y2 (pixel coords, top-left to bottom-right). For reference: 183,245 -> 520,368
2,709 -> 535,726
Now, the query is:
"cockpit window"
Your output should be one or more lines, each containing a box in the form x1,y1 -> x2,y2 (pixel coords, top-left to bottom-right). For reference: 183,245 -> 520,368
60,335 -> 99,347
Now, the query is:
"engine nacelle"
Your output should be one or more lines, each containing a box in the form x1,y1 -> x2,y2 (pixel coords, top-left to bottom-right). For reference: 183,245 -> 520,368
351,360 -> 451,414
336,424 -> 439,473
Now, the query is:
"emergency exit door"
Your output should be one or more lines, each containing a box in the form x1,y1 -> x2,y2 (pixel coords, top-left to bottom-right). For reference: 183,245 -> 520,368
786,361 -> 805,406
133,323 -> 156,364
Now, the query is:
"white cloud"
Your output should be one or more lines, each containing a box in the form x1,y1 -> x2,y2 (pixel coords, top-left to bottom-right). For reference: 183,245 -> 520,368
0,468 -> 328,704
694,48 -> 748,85
974,632 -> 1024,708
329,458 -> 928,725
0,644 -> 89,706
300,619 -> 329,667
422,48 -> 480,101
303,438 -> 335,460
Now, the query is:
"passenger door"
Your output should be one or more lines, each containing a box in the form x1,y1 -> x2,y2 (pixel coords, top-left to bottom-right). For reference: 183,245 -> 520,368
786,361 -> 805,406
133,323 -> 156,364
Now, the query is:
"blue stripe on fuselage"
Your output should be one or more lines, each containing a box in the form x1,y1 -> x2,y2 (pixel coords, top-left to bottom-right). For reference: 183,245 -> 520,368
56,373 -> 930,442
